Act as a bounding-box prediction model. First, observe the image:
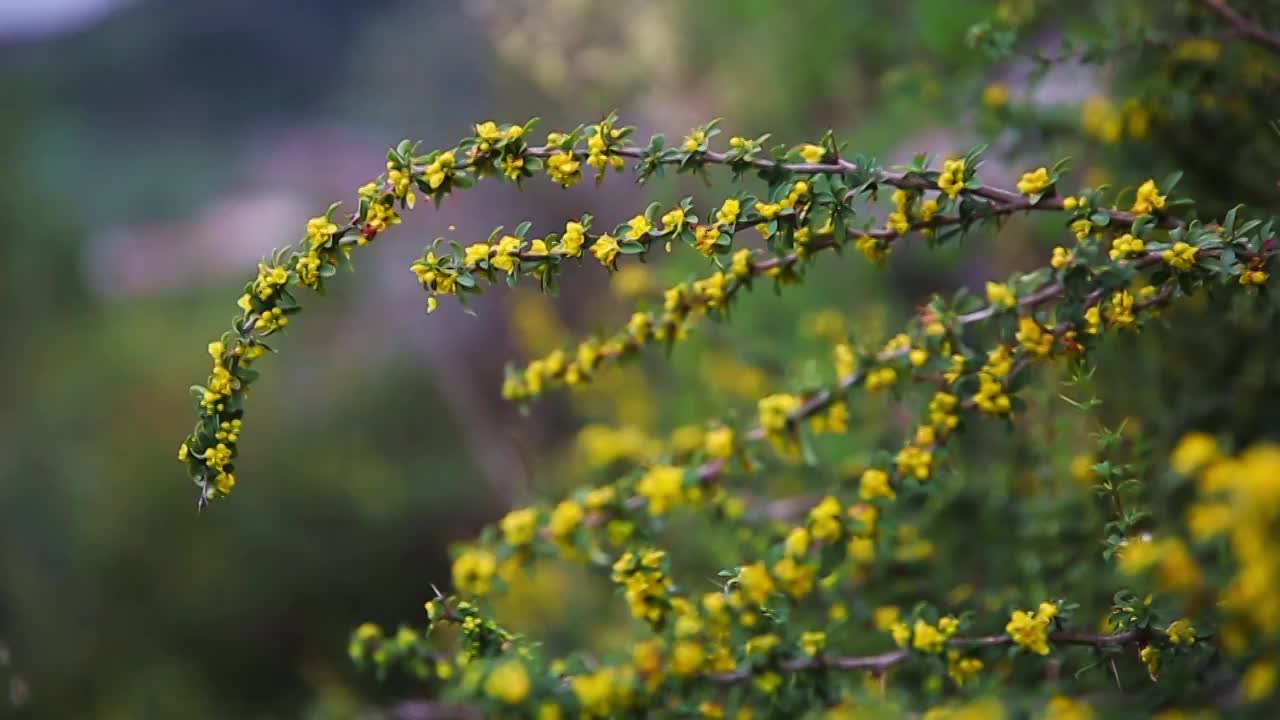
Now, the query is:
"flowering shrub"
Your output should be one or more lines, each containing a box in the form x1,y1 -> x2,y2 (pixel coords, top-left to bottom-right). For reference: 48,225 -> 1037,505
175,3 -> 1280,717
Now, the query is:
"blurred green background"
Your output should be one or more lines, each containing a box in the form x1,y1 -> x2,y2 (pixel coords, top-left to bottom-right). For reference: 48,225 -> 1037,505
2,0 -> 1277,717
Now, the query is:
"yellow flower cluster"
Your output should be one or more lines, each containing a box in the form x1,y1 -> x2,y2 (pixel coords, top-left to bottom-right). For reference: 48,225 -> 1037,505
1016,167 -> 1051,196
452,548 -> 498,596
888,189 -> 916,235
636,465 -> 692,516
986,281 -> 1016,309
1164,241 -> 1198,270
1005,601 -> 1058,655
1131,178 -> 1166,215
1109,233 -> 1145,261
937,158 -> 967,198
545,151 -> 582,187
896,425 -> 936,480
611,550 -> 674,627
587,116 -> 627,175
758,393 -> 801,451
889,615 -> 960,654
1015,316 -> 1054,358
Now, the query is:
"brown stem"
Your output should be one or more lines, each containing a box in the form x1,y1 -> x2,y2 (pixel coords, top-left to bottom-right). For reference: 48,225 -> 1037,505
1201,0 -> 1280,54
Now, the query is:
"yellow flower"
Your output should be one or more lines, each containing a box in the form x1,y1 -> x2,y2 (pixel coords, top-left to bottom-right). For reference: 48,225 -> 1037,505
1166,618 -> 1196,645
559,221 -> 587,257
1005,607 -> 1052,655
484,660 -> 531,705
474,121 -> 502,142
213,471 -> 236,494
1043,696 -> 1094,720
986,281 -> 1016,309
762,550 -> 814,597
1016,316 -> 1054,358
1108,289 -> 1136,327
296,252 -> 322,288
809,496 -> 845,541
571,668 -> 618,716
1171,432 -> 1219,475
755,670 -> 782,695
1051,246 -> 1073,270
1109,233 -> 1145,261
1072,218 -> 1094,241
254,262 -> 290,300
736,562 -> 775,605
754,201 -> 782,220
758,393 -> 801,433
865,366 -> 898,392
692,272 -> 729,307
548,500 -> 583,540
1016,167 -> 1051,196
1131,179 -> 1167,215
636,464 -> 687,515
424,151 -> 456,190
591,234 -> 620,268
912,619 -> 947,654
683,128 -> 706,152
937,158 -> 966,198
1164,241 -> 1198,270
1141,645 -> 1161,679
546,151 -> 581,187
801,631 -> 827,656
203,442 -> 233,470
705,426 -> 735,458
859,468 -> 895,501
834,343 -> 857,379
660,207 -> 686,234
500,507 -> 538,546
626,214 -> 653,240
783,527 -> 810,558
983,82 -> 1009,108
1241,267 -> 1269,286
693,225 -> 721,256
490,235 -> 525,275
948,651 -> 983,687
1186,502 -> 1232,540
799,144 -> 825,163
890,621 -> 911,647
500,154 -> 525,180
452,548 -> 498,596
464,243 -> 492,268
856,235 -> 889,264
671,640 -> 705,677
715,197 -> 741,226
306,216 -> 338,250
896,443 -> 933,481
874,606 -> 900,631
1243,660 -> 1277,703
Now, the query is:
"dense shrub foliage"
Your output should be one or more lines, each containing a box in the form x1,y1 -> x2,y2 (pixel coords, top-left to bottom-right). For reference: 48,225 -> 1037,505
175,2 -> 1280,717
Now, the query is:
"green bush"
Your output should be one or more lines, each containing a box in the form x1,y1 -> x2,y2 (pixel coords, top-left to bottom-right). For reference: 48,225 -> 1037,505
175,2 -> 1280,717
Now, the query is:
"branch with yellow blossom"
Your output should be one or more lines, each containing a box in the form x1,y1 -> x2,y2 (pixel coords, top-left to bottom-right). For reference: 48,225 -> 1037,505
709,627 -> 1160,684
178,112 -> 1267,510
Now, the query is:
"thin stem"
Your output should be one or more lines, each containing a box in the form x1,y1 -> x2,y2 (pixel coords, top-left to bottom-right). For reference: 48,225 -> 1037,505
1201,0 -> 1280,54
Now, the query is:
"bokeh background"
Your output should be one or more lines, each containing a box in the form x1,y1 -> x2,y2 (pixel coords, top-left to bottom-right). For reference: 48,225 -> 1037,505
2,0 -> 1277,717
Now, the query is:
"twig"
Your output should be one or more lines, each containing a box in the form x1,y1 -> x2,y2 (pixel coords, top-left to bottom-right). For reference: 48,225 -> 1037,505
1201,0 -> 1280,54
